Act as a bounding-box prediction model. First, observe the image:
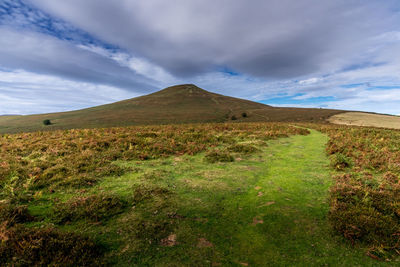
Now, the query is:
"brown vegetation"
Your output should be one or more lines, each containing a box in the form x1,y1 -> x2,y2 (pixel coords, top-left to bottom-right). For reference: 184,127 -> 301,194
0,84 -> 343,133
307,124 -> 400,259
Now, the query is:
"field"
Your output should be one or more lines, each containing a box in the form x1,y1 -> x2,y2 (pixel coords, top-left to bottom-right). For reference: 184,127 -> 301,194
329,112 -> 400,129
0,122 -> 399,265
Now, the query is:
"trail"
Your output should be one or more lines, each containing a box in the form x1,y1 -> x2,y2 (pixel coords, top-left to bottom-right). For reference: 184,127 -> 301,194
207,130 -> 383,266
111,130 -> 384,266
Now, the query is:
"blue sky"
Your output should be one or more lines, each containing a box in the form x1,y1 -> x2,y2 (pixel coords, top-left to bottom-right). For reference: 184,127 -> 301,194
1,0 -> 400,115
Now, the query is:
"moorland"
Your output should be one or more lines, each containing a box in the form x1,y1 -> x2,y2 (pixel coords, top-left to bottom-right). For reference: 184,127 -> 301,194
0,85 -> 399,266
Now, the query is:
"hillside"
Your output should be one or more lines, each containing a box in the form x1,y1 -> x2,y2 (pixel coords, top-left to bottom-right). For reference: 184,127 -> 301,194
0,84 -> 343,133
329,112 -> 400,129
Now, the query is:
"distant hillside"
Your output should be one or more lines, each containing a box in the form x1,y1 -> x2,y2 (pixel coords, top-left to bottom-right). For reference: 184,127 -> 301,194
329,112 -> 400,129
0,84 -> 343,133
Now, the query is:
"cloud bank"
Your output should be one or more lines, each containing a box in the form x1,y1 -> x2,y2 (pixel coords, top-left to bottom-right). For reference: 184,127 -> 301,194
0,0 -> 399,114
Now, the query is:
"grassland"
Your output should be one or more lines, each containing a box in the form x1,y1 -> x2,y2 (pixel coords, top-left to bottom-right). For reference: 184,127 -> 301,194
309,123 -> 400,260
0,84 -> 344,133
1,122 -> 398,265
329,112 -> 400,129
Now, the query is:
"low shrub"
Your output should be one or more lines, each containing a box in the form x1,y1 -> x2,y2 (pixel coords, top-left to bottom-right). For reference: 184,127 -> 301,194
330,153 -> 353,170
204,150 -> 234,163
52,193 -> 126,224
306,124 -> 400,258
42,119 -> 51,126
0,203 -> 34,226
0,225 -> 104,266
227,144 -> 258,154
329,172 -> 400,259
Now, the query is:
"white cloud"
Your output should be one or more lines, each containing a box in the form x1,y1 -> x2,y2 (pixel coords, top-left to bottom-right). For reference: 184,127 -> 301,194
0,1 -> 399,115
298,78 -> 322,85
0,69 -> 137,114
78,45 -> 178,86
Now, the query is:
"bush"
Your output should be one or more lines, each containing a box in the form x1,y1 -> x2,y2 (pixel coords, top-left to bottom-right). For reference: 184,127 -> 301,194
329,172 -> 400,259
205,150 -> 234,163
242,112 -> 247,118
0,203 -> 34,226
330,153 -> 352,170
0,225 -> 104,266
52,193 -> 126,224
231,115 -> 237,120
228,144 -> 258,154
43,119 -> 51,126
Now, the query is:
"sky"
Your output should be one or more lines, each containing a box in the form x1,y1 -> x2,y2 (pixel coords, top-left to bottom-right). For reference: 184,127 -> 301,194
0,0 -> 400,115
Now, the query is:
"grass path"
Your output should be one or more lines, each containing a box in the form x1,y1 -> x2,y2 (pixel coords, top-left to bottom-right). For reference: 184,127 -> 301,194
101,130 -> 384,266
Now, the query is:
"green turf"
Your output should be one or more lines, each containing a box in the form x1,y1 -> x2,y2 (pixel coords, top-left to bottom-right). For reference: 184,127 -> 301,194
43,129 -> 383,266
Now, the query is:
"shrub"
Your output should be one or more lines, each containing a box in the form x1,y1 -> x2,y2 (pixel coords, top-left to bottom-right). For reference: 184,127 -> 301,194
52,193 -> 126,224
0,225 -> 104,266
0,203 -> 34,226
42,119 -> 51,126
231,115 -> 237,120
330,153 -> 352,170
242,112 -> 247,118
228,144 -> 258,154
205,150 -> 234,163
319,122 -> 400,258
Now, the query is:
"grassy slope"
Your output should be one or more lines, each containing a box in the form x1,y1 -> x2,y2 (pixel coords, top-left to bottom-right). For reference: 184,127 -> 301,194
329,112 -> 400,129
0,84 -> 343,133
27,130 -> 383,265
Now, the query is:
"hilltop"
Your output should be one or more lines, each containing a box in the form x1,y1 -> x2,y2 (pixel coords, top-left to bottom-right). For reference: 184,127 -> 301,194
0,84 -> 343,133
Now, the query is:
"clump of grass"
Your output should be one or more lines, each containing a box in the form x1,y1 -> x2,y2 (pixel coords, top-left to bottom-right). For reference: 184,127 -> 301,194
122,211 -> 174,250
0,202 -> 34,226
330,153 -> 353,170
52,193 -> 126,224
204,150 -> 234,163
227,144 -> 258,154
141,169 -> 170,181
133,184 -> 172,203
56,175 -> 98,189
0,225 -> 104,266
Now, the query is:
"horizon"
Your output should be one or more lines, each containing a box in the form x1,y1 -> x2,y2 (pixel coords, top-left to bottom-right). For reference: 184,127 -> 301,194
1,1 -> 400,115
0,83 -> 392,117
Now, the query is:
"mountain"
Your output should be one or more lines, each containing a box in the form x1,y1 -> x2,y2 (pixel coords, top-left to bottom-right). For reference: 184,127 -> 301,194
0,84 -> 343,133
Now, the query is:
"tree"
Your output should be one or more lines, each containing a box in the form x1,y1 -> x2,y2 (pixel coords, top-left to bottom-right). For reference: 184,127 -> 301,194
43,119 -> 52,126
241,112 -> 247,118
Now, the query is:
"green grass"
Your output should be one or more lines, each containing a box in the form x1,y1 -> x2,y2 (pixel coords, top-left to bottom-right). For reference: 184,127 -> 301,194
23,129 -> 388,265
